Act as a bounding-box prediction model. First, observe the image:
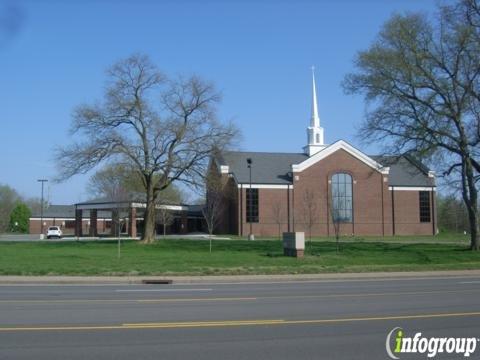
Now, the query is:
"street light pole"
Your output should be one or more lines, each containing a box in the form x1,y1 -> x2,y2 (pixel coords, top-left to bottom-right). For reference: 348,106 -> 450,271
246,158 -> 254,241
37,179 -> 48,239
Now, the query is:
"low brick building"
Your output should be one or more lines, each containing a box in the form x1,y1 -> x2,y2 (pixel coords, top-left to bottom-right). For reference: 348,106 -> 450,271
209,71 -> 436,237
29,201 -> 205,237
29,205 -> 112,236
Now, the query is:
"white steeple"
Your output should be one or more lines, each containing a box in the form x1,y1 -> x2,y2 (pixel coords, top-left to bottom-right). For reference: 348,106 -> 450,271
311,67 -> 320,128
303,66 -> 326,156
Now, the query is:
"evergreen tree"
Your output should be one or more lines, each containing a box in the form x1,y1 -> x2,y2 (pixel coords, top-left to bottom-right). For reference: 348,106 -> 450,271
9,202 -> 31,233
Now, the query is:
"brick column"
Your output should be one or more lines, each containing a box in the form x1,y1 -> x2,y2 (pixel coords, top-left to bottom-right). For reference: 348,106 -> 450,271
89,209 -> 98,237
75,209 -> 83,237
128,207 -> 137,238
180,212 -> 188,234
111,209 -> 120,237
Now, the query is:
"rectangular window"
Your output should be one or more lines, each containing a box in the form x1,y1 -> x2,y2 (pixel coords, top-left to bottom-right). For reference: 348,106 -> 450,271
246,188 -> 259,223
419,191 -> 431,222
331,173 -> 353,223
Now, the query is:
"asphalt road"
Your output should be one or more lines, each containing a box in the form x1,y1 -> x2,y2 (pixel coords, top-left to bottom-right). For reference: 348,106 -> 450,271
1,276 -> 480,359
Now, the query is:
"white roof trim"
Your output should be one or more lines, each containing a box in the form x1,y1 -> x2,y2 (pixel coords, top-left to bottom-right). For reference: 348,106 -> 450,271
29,217 -> 112,221
131,202 -> 189,211
292,140 -> 390,174
428,171 -> 436,178
238,184 -> 291,189
389,186 -> 436,191
157,205 -> 189,211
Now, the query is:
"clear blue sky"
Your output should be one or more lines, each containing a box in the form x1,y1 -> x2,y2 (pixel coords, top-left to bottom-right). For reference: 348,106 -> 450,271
1,0 -> 439,204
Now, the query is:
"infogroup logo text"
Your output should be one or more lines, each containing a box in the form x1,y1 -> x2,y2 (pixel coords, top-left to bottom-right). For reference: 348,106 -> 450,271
386,327 -> 478,359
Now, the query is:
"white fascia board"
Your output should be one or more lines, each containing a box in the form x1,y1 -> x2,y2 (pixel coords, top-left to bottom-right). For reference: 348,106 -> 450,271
132,203 -> 189,211
131,202 -> 146,209
237,184 -> 292,189
389,186 -> 436,191
292,140 -> 390,175
29,218 -> 112,221
156,205 -> 189,211
30,217 -> 74,221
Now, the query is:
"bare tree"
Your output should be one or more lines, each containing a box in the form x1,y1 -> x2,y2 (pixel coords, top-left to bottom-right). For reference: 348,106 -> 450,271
157,207 -> 174,238
202,173 -> 226,253
156,187 -> 183,238
302,189 -> 318,245
437,193 -> 470,234
343,1 -> 480,249
87,164 -> 132,201
55,54 -> 237,243
271,200 -> 284,240
329,187 -> 342,254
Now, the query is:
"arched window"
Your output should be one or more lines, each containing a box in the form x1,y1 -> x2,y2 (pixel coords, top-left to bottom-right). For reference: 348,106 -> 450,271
316,134 -> 320,143
331,173 -> 353,222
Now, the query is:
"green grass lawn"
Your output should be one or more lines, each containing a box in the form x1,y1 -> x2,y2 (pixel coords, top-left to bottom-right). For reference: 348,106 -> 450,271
0,239 -> 479,276
228,232 -> 471,244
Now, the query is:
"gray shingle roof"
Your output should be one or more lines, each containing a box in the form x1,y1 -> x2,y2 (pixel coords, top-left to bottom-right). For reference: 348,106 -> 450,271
219,151 -> 309,184
370,155 -> 434,187
218,151 -> 434,187
30,205 -> 111,219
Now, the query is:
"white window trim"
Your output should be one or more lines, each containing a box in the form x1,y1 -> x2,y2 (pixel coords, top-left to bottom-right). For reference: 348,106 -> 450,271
292,140 -> 389,174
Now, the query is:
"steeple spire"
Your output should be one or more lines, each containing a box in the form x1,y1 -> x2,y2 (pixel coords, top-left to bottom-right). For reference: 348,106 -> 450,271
311,66 -> 320,128
303,66 -> 326,156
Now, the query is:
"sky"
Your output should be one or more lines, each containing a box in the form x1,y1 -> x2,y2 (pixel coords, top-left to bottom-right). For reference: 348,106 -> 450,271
0,0 -> 440,204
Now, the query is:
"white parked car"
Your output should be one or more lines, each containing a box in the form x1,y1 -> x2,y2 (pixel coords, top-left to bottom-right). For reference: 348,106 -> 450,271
47,226 -> 62,239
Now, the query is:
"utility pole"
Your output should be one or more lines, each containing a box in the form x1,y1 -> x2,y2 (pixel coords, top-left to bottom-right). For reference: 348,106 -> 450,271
246,158 -> 254,241
37,179 -> 48,239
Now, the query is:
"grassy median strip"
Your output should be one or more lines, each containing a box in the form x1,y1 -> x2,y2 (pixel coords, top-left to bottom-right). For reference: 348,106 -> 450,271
0,238 -> 479,276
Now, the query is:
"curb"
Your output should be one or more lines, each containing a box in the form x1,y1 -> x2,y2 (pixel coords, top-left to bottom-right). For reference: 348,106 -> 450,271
1,269 -> 480,285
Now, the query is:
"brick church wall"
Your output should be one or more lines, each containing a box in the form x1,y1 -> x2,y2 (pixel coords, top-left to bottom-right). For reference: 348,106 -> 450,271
292,149 -> 388,236
392,190 -> 436,235
219,148 -> 435,237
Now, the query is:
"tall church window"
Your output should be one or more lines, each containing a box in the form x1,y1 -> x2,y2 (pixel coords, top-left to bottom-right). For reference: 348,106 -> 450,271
316,134 -> 320,143
246,188 -> 259,223
419,191 -> 431,222
331,173 -> 353,222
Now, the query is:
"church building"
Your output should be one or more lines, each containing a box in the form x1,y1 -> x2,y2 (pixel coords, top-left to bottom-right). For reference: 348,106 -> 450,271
210,70 -> 437,237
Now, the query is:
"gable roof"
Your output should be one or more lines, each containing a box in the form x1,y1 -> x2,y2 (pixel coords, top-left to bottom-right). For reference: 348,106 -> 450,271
217,144 -> 434,187
292,140 -> 389,174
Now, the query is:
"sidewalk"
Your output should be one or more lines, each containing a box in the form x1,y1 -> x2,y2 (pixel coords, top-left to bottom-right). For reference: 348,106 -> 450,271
1,269 -> 480,284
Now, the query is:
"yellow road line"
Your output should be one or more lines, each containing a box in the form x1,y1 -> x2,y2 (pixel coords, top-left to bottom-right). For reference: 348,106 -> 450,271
283,311 -> 480,325
1,311 -> 480,332
124,319 -> 286,328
